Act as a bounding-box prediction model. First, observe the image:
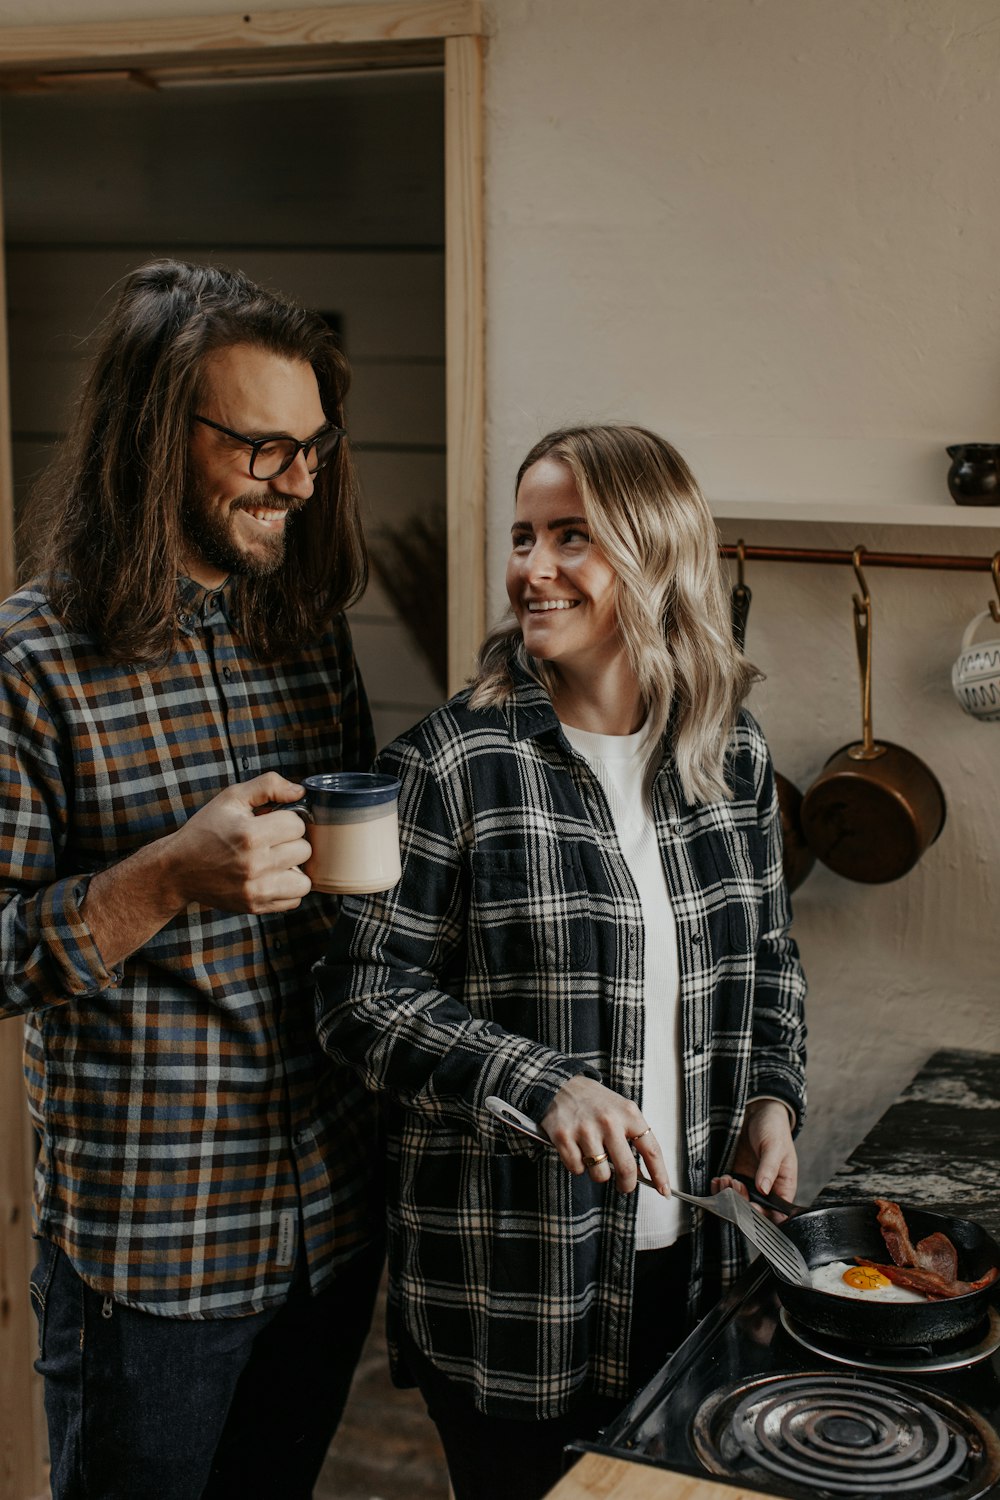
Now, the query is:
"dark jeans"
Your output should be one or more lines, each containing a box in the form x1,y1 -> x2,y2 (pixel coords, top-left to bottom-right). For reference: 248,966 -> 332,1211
29,1236 -> 383,1500
400,1238 -> 692,1500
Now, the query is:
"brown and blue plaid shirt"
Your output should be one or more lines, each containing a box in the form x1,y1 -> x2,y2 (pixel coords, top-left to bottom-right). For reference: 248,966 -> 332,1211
315,672 -> 807,1418
1,575 -> 380,1317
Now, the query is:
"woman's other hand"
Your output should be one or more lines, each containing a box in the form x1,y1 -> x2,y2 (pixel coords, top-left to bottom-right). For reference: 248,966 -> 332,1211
722,1098 -> 798,1219
540,1075 -> 670,1195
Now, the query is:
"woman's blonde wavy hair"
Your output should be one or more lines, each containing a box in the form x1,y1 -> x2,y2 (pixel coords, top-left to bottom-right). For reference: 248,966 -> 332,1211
469,424 -> 761,805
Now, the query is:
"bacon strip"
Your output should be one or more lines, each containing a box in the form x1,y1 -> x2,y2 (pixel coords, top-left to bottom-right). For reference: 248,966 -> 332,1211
914,1230 -> 959,1281
860,1198 -> 998,1299
856,1258 -> 998,1300
874,1197 -> 918,1266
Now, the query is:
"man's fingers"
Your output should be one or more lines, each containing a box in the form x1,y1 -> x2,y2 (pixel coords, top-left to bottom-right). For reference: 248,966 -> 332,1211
245,865 -> 312,912
242,772 -> 306,809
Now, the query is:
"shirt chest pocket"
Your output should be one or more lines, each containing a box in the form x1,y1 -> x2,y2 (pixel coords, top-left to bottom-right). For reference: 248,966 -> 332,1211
261,723 -> 339,783
704,824 -> 762,958
468,841 -> 594,975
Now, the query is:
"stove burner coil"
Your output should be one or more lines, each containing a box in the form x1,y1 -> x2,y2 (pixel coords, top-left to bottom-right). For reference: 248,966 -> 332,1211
692,1372 -> 999,1497
732,1378 -> 964,1490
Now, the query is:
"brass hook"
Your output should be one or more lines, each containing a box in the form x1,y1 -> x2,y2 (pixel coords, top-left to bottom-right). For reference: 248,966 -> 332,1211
851,545 -> 870,614
736,538 -> 746,590
991,551 -> 1000,625
848,545 -> 881,759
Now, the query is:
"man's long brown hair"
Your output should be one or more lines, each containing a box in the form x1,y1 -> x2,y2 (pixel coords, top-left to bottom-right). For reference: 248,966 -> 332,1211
23,258 -> 367,663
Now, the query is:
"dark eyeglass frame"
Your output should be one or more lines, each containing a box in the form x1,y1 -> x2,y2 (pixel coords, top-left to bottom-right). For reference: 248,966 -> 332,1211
192,414 -> 347,480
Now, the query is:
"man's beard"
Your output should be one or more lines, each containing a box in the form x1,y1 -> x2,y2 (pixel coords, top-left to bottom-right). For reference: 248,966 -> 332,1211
181,483 -> 304,580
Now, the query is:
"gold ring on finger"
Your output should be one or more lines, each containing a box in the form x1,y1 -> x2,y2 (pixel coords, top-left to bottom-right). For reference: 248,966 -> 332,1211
583,1152 -> 608,1168
630,1127 -> 653,1142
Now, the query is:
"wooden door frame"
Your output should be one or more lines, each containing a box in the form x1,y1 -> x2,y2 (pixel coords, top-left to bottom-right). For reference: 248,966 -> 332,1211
0,7 -> 484,1497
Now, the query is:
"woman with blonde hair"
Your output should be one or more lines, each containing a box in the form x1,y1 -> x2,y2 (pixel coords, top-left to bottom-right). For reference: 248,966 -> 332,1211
316,424 -> 806,1500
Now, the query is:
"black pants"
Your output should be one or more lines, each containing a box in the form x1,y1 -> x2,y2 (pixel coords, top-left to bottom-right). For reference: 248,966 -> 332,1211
30,1236 -> 383,1500
400,1239 -> 692,1500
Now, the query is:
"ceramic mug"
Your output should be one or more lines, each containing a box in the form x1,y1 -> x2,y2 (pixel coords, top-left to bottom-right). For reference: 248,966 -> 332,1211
951,612 -> 1000,722
288,772 -> 403,893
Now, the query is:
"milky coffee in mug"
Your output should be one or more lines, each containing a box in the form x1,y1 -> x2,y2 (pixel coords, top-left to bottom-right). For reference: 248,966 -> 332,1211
291,773 -> 402,894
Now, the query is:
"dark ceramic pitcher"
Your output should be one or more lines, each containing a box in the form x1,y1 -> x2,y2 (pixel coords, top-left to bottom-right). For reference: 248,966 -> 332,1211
946,443 -> 1000,505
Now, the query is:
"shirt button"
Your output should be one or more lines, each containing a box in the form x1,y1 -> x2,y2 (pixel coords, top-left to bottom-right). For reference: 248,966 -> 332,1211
212,594 -> 223,610
241,756 -> 251,770
273,939 -> 283,954
691,932 -> 703,945
223,666 -> 232,681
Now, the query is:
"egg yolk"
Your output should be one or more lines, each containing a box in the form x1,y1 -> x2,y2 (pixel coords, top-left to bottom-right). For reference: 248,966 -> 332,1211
842,1266 -> 891,1292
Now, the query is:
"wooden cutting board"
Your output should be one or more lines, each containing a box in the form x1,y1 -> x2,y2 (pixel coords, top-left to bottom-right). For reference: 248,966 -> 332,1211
545,1452 -> 781,1500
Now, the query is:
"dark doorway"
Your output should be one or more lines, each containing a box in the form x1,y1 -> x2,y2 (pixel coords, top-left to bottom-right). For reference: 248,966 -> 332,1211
2,68 -> 448,748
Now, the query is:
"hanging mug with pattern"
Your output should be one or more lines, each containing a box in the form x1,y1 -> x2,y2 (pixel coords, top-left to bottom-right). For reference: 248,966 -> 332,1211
951,611 -> 1000,721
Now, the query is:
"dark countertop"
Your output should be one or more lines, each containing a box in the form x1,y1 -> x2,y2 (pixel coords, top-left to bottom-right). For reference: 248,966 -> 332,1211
814,1046 -> 1000,1240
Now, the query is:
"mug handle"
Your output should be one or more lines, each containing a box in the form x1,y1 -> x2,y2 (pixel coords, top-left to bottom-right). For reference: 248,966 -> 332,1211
961,610 -> 994,652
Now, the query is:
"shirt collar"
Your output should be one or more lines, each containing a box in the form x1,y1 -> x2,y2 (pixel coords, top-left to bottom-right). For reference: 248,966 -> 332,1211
502,657 -> 676,787
176,576 -> 235,633
504,660 -> 564,743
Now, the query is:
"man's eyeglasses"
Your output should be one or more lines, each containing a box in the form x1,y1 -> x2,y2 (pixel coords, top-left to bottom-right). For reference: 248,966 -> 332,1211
193,415 -> 346,481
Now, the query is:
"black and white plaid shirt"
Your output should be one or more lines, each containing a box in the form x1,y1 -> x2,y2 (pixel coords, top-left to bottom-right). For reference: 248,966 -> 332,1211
315,670 -> 807,1418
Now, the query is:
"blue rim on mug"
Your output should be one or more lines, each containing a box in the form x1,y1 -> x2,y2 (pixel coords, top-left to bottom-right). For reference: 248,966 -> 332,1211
301,772 -> 401,807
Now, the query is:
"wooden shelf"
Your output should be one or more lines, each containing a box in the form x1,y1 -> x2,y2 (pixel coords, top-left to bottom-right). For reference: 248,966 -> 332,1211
708,499 -> 1000,528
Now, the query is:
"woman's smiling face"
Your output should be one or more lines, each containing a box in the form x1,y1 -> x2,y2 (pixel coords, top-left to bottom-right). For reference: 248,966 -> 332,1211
506,456 -> 621,673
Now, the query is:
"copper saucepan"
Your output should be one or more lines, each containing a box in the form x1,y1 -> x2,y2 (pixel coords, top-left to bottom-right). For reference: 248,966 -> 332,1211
800,549 -> 946,884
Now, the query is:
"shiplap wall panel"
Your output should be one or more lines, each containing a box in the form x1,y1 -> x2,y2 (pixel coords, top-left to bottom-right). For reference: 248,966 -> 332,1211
350,617 -> 441,709
347,360 -> 445,448
355,447 -> 446,528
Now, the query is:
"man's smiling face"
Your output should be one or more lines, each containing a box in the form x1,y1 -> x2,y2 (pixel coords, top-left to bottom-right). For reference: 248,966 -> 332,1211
182,343 -> 327,588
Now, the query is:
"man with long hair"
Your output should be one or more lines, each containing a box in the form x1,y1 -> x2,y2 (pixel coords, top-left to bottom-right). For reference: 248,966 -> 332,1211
0,260 -> 383,1498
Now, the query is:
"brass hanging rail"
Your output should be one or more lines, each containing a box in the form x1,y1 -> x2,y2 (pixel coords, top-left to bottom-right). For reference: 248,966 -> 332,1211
721,542 -> 1000,623
719,541 -> 996,574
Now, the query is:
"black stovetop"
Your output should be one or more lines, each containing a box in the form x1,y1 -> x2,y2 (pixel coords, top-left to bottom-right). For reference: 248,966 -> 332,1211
572,1261 -> 1000,1497
568,1048 -> 1000,1498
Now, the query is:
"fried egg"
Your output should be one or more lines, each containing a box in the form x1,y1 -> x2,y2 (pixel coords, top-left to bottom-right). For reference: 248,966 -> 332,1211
810,1259 -> 927,1303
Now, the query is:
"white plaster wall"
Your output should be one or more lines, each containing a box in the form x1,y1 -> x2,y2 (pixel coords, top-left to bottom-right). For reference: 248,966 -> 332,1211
479,0 -> 1000,1198
1,0 -> 997,1196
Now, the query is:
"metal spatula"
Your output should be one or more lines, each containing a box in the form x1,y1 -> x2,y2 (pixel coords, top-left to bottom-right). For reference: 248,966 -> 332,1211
485,1096 -> 812,1288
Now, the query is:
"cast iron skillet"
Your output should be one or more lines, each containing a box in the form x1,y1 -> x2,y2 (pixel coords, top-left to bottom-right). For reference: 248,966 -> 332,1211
772,1201 -> 1000,1348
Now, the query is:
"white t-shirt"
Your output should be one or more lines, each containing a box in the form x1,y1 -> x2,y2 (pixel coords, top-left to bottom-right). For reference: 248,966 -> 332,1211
561,720 -> 688,1248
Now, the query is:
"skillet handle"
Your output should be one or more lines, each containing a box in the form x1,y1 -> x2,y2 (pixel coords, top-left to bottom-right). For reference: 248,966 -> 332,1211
730,1171 -> 806,1217
731,582 -> 752,653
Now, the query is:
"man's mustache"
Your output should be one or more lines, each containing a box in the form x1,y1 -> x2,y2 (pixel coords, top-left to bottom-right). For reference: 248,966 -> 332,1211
230,493 -> 307,515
